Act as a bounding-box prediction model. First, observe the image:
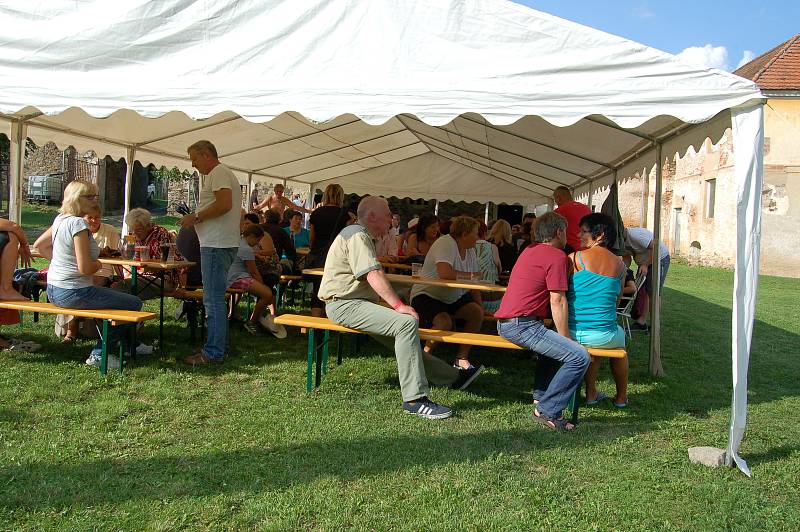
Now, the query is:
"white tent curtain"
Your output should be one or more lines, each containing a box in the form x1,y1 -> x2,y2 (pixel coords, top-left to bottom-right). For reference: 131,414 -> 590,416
727,103 -> 764,477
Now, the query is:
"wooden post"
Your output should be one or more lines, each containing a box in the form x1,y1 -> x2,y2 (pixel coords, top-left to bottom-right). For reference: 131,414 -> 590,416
649,143 -> 665,377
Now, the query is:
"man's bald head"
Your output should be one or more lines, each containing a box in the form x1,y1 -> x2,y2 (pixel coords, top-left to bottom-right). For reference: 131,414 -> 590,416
553,185 -> 573,206
357,196 -> 391,237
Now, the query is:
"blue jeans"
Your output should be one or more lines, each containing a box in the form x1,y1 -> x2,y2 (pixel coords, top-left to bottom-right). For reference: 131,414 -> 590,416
497,317 -> 590,419
47,284 -> 143,353
200,247 -> 237,361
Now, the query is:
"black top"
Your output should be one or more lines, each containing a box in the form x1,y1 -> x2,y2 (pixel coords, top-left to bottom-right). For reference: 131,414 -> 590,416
496,242 -> 518,274
309,205 -> 348,252
261,222 -> 297,262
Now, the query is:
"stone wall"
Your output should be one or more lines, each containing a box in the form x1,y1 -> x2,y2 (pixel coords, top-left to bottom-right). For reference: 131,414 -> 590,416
23,141 -> 62,182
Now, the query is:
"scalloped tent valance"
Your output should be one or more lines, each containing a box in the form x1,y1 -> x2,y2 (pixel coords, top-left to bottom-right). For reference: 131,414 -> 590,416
0,0 -> 764,475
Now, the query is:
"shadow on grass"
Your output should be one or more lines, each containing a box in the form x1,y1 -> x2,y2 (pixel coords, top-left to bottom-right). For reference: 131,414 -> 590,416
0,426 -> 638,511
612,286 -> 800,421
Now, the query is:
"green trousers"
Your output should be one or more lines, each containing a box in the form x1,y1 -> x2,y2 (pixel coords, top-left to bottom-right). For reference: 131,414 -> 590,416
326,298 -> 459,402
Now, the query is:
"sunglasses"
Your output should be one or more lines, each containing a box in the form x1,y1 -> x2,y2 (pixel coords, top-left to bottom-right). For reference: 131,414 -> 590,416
81,194 -> 100,200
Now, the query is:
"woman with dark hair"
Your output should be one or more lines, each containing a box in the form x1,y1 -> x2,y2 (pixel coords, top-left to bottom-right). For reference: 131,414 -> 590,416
567,213 -> 628,408
405,213 -> 439,260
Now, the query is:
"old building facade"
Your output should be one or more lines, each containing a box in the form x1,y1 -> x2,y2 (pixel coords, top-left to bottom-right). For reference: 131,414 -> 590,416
585,34 -> 800,278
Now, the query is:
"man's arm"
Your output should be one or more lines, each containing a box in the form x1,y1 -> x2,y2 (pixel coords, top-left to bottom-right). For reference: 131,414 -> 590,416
366,269 -> 418,319
549,290 -> 570,338
179,188 -> 232,228
637,240 -> 655,276
254,194 -> 272,212
281,196 -> 311,214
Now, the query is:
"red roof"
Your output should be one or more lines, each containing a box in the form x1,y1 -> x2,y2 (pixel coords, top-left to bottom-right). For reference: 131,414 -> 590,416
734,34 -> 800,90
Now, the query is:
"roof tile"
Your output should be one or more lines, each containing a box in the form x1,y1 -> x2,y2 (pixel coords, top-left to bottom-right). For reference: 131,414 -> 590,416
734,34 -> 800,90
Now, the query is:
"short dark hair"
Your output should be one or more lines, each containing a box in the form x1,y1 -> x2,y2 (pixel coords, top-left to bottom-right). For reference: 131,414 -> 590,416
242,224 -> 264,239
243,213 -> 260,224
265,210 -> 281,224
579,213 -> 616,248
286,209 -> 302,220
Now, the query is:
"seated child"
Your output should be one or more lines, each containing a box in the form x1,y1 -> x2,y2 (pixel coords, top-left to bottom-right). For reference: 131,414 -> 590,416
227,225 -> 287,338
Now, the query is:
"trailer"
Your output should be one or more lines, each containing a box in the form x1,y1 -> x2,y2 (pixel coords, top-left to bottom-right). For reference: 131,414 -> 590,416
26,173 -> 64,204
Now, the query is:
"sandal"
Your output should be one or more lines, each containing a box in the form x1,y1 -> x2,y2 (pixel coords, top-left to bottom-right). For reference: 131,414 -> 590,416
532,409 -> 576,431
585,391 -> 609,406
62,335 -> 77,344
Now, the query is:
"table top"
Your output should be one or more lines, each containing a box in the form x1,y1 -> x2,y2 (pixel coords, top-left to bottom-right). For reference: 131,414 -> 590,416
380,262 -> 412,270
302,268 -> 506,293
99,258 -> 195,270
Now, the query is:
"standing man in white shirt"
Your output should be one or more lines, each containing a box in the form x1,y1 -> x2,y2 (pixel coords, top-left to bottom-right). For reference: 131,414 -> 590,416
180,140 -> 243,364
623,227 -> 671,332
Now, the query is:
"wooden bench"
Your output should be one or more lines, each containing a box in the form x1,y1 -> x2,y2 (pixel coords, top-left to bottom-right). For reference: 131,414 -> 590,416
273,313 -> 626,423
0,300 -> 156,375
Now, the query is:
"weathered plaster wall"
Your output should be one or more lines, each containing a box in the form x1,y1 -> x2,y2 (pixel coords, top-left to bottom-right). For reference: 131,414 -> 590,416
582,99 -> 800,278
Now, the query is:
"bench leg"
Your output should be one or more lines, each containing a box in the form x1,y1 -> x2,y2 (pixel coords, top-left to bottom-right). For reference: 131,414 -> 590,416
316,332 -> 325,387
569,385 -> 580,426
322,330 -> 330,375
306,328 -> 315,392
100,319 -> 110,375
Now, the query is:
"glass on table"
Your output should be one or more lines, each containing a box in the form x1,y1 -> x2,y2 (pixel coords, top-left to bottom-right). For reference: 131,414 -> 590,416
411,262 -> 423,278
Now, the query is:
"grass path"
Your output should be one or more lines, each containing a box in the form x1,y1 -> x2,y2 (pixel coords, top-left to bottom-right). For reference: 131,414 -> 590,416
0,264 -> 798,529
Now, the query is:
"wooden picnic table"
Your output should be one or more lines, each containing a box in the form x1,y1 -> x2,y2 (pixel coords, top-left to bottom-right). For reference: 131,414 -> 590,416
302,268 -> 507,293
99,258 -> 195,353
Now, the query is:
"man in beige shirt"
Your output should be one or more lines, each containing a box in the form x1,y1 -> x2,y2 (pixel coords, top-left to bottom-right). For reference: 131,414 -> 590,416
320,196 -> 483,419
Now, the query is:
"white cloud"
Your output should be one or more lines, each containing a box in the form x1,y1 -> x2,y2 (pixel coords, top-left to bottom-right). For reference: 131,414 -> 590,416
632,3 -> 655,19
676,44 -> 729,71
736,50 -> 756,69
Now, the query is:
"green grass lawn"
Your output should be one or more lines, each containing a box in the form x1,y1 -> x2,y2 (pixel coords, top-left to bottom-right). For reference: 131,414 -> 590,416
0,264 -> 798,529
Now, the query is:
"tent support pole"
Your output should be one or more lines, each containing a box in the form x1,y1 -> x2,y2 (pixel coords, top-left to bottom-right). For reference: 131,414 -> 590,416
434,200 -> 439,217
649,143 -> 665,377
247,173 -> 253,209
587,181 -> 594,211
9,121 -> 27,225
484,203 -> 490,224
121,146 -> 136,236
640,168 -> 650,226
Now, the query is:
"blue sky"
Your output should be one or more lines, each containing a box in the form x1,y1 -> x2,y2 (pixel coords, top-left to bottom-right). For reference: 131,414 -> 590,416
514,1 -> 800,71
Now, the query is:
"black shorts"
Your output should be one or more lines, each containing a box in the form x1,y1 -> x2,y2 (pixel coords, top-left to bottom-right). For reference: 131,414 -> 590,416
0,231 -> 9,255
411,292 -> 477,328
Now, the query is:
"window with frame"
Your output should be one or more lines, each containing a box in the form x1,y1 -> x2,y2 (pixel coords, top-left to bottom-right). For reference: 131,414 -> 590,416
705,179 -> 716,219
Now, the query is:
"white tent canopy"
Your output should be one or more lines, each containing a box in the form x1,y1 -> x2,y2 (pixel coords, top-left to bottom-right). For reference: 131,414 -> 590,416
0,0 -> 763,474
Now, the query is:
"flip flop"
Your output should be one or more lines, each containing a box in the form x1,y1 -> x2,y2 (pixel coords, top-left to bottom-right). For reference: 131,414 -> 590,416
532,409 -> 576,431
613,400 -> 628,409
585,391 -> 609,406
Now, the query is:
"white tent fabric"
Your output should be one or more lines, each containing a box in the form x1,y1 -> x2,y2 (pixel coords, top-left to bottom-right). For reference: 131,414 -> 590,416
0,0 -> 764,474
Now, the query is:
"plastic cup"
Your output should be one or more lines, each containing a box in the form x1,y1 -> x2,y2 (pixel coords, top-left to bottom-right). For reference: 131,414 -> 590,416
411,263 -> 423,278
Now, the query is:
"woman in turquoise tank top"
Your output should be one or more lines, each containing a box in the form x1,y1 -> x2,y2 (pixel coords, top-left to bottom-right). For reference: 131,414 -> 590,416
567,213 -> 628,408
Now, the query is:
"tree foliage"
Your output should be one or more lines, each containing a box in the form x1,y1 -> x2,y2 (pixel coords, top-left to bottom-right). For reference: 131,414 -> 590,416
0,135 -> 38,165
152,165 -> 196,182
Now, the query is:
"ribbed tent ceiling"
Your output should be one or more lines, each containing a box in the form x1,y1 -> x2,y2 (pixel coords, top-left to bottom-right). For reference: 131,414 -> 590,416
1,0 -> 761,205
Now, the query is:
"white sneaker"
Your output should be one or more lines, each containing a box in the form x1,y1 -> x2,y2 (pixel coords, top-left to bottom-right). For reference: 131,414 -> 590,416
135,342 -> 154,355
85,351 -> 121,369
258,313 -> 287,339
